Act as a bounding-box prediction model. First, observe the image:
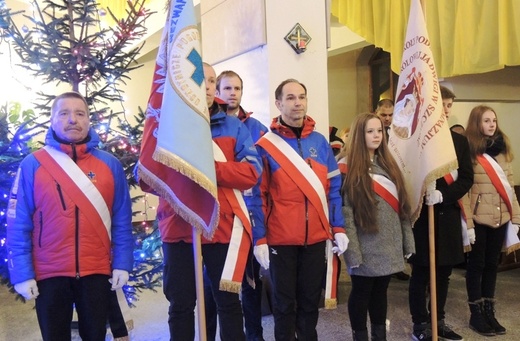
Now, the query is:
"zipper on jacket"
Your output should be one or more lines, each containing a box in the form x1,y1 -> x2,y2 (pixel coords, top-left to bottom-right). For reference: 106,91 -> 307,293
473,194 -> 481,215
304,200 -> 309,247
71,143 -> 78,162
56,182 -> 67,210
75,204 -> 80,279
38,211 -> 43,248
303,143 -> 311,247
71,144 -> 80,279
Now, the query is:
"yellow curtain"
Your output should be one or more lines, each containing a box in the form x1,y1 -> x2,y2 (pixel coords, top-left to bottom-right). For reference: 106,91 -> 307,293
332,0 -> 520,78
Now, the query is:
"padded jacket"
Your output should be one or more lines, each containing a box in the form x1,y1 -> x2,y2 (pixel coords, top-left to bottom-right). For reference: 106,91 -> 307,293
256,115 -> 345,246
468,153 -> 520,228
7,128 -> 134,284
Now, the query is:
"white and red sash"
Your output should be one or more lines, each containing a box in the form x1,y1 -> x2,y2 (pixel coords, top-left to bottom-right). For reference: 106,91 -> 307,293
340,161 -> 399,214
337,157 -> 347,175
444,171 -> 472,252
477,153 -> 520,254
371,173 -> 399,214
33,146 -> 112,251
212,142 -> 252,293
257,132 -> 339,309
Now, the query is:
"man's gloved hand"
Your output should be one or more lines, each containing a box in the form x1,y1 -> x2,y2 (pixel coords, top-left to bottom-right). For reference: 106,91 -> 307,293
254,244 -> 270,270
425,187 -> 443,205
110,269 -> 129,290
332,233 -> 349,256
513,224 -> 520,235
425,181 -> 443,205
468,228 -> 476,244
14,279 -> 39,300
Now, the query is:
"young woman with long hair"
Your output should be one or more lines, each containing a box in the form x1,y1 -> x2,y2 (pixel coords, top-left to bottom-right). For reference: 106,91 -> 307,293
464,105 -> 520,337
340,113 -> 415,341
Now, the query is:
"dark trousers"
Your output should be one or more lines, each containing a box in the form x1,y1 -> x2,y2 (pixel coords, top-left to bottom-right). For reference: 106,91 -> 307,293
269,241 -> 326,341
409,264 -> 453,325
466,222 -> 507,301
348,275 -> 391,331
108,289 -> 129,338
35,275 -> 111,341
204,250 -> 264,341
242,251 -> 264,340
203,266 -> 218,341
162,241 -> 245,341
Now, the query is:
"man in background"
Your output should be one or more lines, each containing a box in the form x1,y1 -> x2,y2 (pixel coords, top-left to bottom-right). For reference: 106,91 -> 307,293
214,70 -> 269,341
375,98 -> 394,138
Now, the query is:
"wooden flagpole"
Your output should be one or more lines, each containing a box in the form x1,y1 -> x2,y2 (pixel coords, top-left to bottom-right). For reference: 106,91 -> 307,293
193,229 -> 207,341
420,1 -> 438,340
428,205 -> 438,340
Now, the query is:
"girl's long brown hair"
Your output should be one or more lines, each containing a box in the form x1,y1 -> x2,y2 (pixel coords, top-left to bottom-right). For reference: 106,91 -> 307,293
341,113 -> 410,233
465,105 -> 513,163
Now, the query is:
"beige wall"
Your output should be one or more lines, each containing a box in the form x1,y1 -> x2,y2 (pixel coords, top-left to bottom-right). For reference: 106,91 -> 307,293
327,51 -> 360,133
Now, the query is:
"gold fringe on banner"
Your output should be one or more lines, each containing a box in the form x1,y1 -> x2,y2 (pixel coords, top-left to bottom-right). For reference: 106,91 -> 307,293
410,160 -> 459,224
138,147 -> 220,240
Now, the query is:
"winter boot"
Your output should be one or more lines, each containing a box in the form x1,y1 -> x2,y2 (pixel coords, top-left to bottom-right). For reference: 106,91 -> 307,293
468,300 -> 495,336
352,329 -> 369,341
483,298 -> 506,335
371,324 -> 386,341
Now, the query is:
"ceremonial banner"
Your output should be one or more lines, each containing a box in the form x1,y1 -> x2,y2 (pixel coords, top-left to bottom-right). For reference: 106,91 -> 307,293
388,0 -> 457,223
137,0 -> 219,238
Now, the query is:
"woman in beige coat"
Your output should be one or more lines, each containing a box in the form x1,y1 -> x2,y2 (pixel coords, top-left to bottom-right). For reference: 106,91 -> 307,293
465,105 -> 520,337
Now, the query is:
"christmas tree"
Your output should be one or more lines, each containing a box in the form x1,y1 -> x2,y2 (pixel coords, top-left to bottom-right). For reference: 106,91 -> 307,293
0,0 -> 163,304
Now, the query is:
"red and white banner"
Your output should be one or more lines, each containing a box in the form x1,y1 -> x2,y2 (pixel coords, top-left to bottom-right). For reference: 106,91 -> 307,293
137,0 -> 219,238
388,0 -> 457,222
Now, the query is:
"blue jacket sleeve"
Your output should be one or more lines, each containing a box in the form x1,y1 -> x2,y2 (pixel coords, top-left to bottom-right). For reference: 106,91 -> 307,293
108,157 -> 135,273
7,156 -> 38,284
326,144 -> 346,231
215,119 -> 262,190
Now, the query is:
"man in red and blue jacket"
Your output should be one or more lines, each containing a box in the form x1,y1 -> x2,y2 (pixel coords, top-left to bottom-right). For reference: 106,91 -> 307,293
158,63 -> 262,341
214,70 -> 269,341
7,91 -> 134,341
255,79 -> 348,340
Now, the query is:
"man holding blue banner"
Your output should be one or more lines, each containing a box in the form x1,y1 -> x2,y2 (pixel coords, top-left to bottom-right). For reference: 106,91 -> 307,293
156,62 -> 261,340
138,1 -> 262,340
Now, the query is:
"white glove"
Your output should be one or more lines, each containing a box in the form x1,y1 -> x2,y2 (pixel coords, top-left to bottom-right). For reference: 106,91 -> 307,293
254,244 -> 270,270
14,279 -> 39,300
110,269 -> 129,290
468,228 -> 476,244
332,233 -> 349,256
425,190 -> 443,205
513,224 -> 520,235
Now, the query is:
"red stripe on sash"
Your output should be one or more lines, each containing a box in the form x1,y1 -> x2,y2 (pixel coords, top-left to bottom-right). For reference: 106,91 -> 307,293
372,180 -> 400,214
342,164 -> 399,214
444,173 -> 467,220
477,155 -> 513,214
